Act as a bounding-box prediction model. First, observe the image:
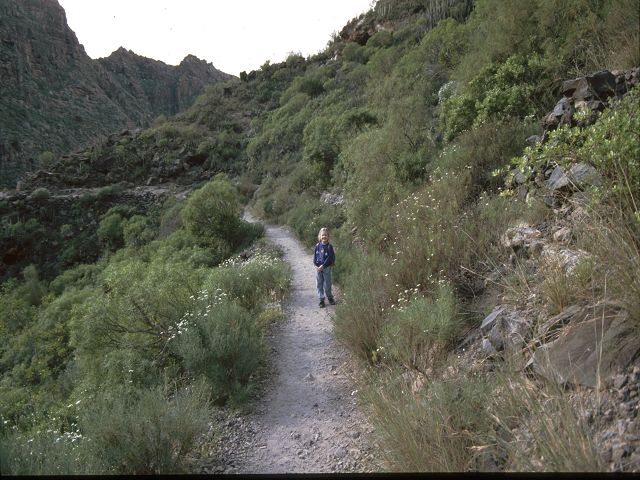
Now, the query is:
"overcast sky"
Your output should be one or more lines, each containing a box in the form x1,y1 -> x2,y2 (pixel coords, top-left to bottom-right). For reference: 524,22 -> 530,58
57,0 -> 374,76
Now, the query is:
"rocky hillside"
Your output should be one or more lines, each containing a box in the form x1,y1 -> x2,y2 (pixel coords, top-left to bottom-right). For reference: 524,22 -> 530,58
0,0 -> 233,188
0,0 -> 638,474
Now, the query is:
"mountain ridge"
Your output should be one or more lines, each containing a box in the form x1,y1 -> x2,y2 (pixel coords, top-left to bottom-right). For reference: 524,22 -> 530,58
0,0 -> 234,187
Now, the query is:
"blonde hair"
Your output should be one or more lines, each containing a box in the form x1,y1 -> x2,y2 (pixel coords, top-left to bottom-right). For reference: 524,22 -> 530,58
317,227 -> 330,241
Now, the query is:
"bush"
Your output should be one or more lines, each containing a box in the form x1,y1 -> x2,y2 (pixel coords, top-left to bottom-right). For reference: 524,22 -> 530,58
29,187 -> 51,201
81,384 -> 211,474
380,282 -> 459,371
363,368 -> 493,471
122,215 -> 156,248
334,254 -> 394,362
210,251 -> 290,312
0,427 -> 95,475
181,174 -> 243,251
173,300 -> 266,403
96,213 -> 124,252
480,372 -> 604,471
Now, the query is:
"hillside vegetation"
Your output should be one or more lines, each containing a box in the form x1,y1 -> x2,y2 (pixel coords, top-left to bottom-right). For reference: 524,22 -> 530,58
1,0 -> 639,473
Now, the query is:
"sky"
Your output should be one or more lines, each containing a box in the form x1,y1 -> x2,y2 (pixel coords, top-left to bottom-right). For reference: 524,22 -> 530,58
57,0 -> 374,76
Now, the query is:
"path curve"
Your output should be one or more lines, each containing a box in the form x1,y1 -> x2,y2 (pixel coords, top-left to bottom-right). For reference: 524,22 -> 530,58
205,216 -> 382,474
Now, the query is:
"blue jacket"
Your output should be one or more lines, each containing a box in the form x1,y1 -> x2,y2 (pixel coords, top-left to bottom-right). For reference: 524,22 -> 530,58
314,242 -> 335,268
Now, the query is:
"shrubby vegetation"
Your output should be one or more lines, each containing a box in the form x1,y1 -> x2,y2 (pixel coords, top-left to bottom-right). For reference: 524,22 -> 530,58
1,0 -> 638,473
0,176 -> 289,474
242,0 -> 638,471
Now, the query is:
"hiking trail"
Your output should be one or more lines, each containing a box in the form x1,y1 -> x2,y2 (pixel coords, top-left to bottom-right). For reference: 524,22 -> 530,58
198,215 -> 383,474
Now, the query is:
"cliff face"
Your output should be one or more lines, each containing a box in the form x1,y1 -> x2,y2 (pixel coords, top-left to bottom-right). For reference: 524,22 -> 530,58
0,0 -> 233,187
97,50 -> 233,119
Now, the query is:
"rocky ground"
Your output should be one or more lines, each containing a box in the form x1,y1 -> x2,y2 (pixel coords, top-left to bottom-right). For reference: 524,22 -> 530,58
193,217 -> 385,474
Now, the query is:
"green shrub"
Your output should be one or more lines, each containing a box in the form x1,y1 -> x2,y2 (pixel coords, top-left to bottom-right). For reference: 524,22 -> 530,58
158,198 -> 185,239
513,87 -> 640,222
182,174 -> 243,250
173,300 -> 265,403
209,251 -> 290,312
0,427 -> 95,475
36,151 -> 56,170
123,215 -> 156,248
49,264 -> 102,296
19,265 -> 47,307
96,213 -> 124,252
342,42 -> 370,64
380,282 -> 459,371
29,187 -> 51,201
81,384 -> 211,474
334,254 -> 394,362
480,372 -> 603,471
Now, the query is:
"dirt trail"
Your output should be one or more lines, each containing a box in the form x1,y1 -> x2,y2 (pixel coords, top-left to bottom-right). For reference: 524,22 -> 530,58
203,216 -> 383,474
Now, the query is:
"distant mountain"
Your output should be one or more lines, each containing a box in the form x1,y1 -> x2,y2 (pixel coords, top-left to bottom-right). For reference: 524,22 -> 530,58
0,0 -> 234,187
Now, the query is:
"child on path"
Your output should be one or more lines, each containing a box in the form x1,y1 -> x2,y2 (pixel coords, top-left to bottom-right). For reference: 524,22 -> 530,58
314,227 -> 335,308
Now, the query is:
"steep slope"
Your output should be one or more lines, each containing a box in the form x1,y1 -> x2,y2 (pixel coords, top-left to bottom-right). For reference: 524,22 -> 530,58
0,0 -> 233,187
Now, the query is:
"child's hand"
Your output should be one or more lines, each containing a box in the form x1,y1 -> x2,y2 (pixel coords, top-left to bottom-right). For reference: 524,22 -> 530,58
317,265 -> 324,272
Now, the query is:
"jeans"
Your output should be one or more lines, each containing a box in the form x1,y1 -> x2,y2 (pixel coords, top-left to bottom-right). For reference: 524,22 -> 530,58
316,266 -> 333,300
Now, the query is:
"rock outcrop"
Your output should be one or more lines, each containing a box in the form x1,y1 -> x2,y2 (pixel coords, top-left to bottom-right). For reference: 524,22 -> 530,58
541,68 -> 639,133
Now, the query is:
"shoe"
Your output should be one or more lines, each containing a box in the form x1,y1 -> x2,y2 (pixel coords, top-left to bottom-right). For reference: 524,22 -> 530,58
319,299 -> 325,308
328,296 -> 335,305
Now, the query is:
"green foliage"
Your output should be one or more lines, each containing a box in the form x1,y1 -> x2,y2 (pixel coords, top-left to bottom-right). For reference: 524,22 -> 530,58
81,384 -> 211,474
334,254 -> 393,362
342,43 -> 370,64
0,427 -> 96,475
182,175 -> 243,254
364,369 -> 493,471
441,54 -> 545,142
514,87 -> 640,220
341,128 -> 405,249
302,115 -> 340,175
29,187 -> 51,201
36,151 -> 56,170
0,282 -> 36,335
122,215 -> 156,248
19,265 -> 47,307
380,282 -> 459,370
173,300 -> 265,403
481,372 -> 604,471
96,213 -> 124,251
284,198 -> 345,247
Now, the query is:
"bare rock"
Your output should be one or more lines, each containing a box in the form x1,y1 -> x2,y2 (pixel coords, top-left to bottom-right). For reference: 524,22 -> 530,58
533,306 -> 638,388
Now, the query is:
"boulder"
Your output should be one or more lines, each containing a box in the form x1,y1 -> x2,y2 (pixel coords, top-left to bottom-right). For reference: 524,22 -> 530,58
552,226 -> 573,243
568,163 -> 602,187
526,135 -> 543,148
481,306 -> 506,333
540,244 -> 589,273
482,338 -> 499,357
320,192 -> 345,206
544,163 -> 602,192
532,304 -> 637,388
541,97 -> 574,131
562,70 -> 617,101
481,306 -> 532,352
501,224 -> 544,257
545,165 -> 571,191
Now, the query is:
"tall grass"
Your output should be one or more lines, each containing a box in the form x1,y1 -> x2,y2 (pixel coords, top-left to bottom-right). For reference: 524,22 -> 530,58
81,384 -> 211,474
380,282 -> 459,372
334,254 -> 394,362
479,373 -> 604,471
363,367 -> 493,471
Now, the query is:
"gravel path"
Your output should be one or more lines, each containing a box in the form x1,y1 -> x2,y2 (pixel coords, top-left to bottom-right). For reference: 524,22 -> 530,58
199,218 -> 383,474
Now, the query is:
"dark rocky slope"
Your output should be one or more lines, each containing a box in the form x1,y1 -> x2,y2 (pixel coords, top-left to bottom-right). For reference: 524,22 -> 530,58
0,0 -> 233,187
